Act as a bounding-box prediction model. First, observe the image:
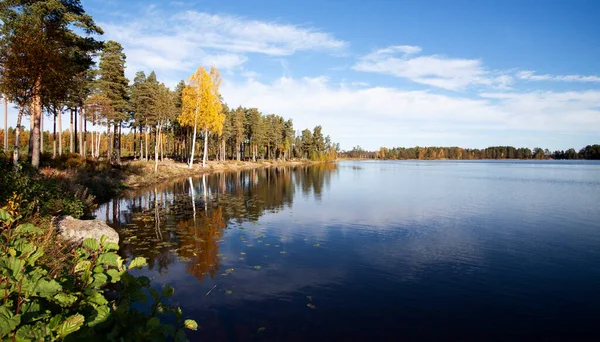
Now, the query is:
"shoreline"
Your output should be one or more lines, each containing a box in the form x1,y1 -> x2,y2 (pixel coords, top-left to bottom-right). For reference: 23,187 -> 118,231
121,159 -> 328,190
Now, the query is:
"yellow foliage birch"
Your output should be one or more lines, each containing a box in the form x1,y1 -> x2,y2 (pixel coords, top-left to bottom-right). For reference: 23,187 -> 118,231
179,66 -> 224,168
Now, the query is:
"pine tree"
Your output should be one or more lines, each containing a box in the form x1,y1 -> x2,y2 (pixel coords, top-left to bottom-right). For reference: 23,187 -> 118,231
98,40 -> 129,164
0,0 -> 102,168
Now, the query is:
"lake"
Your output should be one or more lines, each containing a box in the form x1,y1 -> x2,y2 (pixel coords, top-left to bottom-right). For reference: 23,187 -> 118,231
96,160 -> 600,341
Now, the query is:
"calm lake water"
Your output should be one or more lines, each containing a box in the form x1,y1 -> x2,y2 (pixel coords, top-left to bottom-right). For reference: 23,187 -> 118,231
96,160 -> 600,341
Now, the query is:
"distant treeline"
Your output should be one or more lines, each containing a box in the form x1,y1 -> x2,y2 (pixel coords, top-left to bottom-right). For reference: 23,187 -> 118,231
341,145 -> 600,160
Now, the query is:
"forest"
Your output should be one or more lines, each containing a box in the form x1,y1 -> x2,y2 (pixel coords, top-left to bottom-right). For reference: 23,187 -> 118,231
343,145 -> 600,160
0,3 -> 337,173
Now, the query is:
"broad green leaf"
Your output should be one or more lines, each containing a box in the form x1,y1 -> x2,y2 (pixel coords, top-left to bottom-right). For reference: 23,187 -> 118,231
0,305 -> 20,336
106,269 -> 120,283
0,209 -> 13,223
97,253 -> 119,267
100,235 -> 107,246
90,273 -> 108,288
14,223 -> 42,235
83,238 -> 99,252
54,293 -> 78,307
75,260 -> 91,273
88,305 -> 110,327
85,290 -> 108,306
15,322 -> 48,342
103,242 -> 120,252
36,279 -> 62,298
13,240 -> 35,255
56,314 -> 85,338
128,257 -> 148,270
92,265 -> 104,274
48,314 -> 63,330
8,257 -> 24,277
184,319 -> 198,331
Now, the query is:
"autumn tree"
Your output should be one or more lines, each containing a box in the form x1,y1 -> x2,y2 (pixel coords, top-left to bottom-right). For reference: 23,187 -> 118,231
180,66 -> 224,168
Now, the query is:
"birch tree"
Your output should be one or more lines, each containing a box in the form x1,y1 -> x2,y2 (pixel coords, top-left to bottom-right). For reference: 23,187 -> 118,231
179,67 -> 223,168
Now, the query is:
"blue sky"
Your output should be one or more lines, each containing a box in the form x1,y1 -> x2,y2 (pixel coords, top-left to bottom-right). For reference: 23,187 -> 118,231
17,0 -> 600,150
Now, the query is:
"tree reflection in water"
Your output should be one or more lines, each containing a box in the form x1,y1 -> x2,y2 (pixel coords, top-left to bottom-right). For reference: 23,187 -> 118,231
97,163 -> 338,281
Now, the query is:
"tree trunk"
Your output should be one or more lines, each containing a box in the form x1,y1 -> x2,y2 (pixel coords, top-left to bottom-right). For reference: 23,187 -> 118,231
73,107 -> 78,153
69,108 -> 74,153
106,124 -> 111,159
145,125 -> 149,162
90,121 -> 94,159
140,126 -> 144,160
40,110 -> 44,156
188,123 -> 197,168
96,131 -> 101,158
202,129 -> 208,168
111,121 -> 120,163
53,108 -> 57,158
31,85 -> 42,168
83,110 -> 87,157
160,130 -> 164,162
133,126 -> 137,160
13,105 -> 24,170
79,107 -> 84,155
154,124 -> 161,173
3,96 -> 7,152
57,107 -> 62,156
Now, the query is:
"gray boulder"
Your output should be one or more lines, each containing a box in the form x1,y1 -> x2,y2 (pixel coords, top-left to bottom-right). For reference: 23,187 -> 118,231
56,216 -> 119,245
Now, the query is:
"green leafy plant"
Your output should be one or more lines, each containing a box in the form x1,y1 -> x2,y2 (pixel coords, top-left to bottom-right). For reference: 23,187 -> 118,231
0,209 -> 197,341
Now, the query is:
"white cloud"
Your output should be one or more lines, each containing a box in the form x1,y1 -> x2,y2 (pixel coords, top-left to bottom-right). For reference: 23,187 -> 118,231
517,70 -> 600,82
173,11 -> 347,56
98,10 -> 346,85
353,45 -> 512,91
221,76 -> 600,149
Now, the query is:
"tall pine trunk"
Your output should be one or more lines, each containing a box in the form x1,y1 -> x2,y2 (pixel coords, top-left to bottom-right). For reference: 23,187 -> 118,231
154,124 -> 161,173
53,109 -> 57,158
133,126 -> 137,160
83,111 -> 87,157
79,107 -> 84,155
145,125 -> 149,162
30,75 -> 43,168
74,107 -> 78,153
4,96 -> 7,152
57,107 -> 62,156
13,105 -> 24,170
40,110 -> 44,156
107,124 -> 111,159
69,108 -> 74,153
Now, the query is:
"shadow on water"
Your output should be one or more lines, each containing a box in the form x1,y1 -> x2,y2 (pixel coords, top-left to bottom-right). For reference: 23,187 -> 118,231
96,163 -> 338,281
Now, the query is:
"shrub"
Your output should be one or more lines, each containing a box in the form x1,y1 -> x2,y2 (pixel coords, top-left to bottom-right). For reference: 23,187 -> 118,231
0,157 -> 95,219
0,209 -> 197,341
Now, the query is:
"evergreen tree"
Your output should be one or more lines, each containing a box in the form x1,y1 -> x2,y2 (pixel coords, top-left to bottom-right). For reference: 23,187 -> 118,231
0,0 -> 102,167
98,40 -> 129,164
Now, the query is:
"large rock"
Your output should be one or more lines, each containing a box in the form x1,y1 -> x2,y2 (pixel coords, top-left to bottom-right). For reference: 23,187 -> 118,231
56,216 -> 119,245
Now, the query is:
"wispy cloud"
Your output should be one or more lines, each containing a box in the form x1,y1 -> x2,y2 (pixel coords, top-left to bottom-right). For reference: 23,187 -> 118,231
98,9 -> 347,84
353,45 -> 512,91
517,70 -> 600,82
173,11 -> 348,56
